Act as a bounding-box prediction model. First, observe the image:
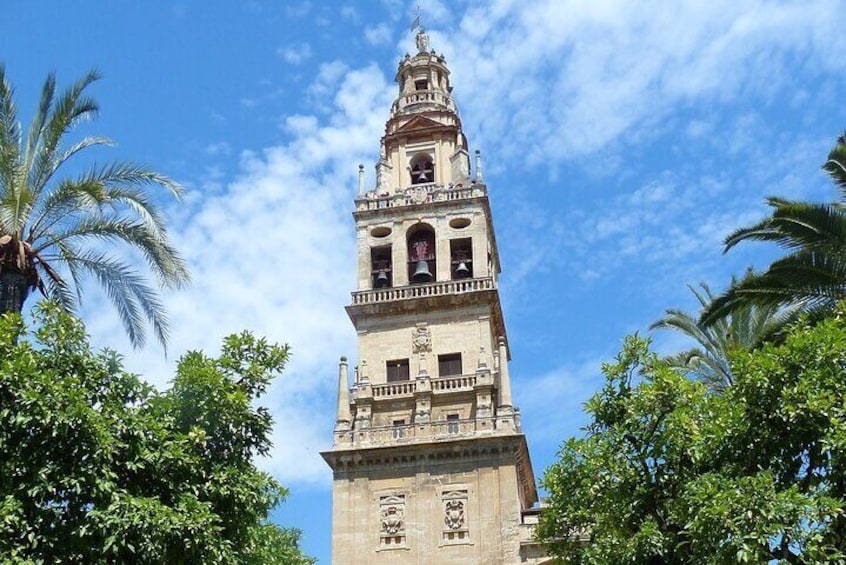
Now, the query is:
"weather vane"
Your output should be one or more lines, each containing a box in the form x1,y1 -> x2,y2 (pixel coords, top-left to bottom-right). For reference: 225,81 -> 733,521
409,3 -> 423,33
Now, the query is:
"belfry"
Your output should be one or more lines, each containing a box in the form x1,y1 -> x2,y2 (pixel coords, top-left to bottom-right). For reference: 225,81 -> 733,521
321,28 -> 548,564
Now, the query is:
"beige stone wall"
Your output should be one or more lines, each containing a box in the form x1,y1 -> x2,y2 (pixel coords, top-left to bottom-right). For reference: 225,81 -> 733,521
356,303 -> 495,386
330,453 -> 525,564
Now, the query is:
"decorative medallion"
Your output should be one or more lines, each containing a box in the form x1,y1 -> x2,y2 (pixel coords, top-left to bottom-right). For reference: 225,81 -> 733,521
381,505 -> 404,535
444,499 -> 465,530
411,184 -> 428,204
412,325 -> 432,353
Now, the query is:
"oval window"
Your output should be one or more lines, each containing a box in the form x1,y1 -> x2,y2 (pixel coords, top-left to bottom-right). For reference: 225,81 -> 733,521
449,217 -> 472,229
371,226 -> 392,238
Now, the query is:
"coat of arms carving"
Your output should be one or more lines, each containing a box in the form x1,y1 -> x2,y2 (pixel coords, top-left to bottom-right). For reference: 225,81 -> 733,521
412,325 -> 431,353
381,505 -> 404,535
443,499 -> 465,530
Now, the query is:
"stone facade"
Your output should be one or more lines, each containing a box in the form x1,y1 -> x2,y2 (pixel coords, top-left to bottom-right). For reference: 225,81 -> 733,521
321,28 -> 551,565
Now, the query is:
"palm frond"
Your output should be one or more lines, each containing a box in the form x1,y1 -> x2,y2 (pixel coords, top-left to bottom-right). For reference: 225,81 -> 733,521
37,217 -> 188,288
23,71 -> 56,178
26,69 -> 101,198
0,68 -> 187,350
724,200 -> 846,252
54,248 -> 170,350
823,132 -> 846,197
654,275 -> 790,391
0,65 -> 22,213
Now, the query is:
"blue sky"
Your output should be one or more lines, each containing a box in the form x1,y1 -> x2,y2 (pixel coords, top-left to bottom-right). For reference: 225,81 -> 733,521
3,1 -> 846,562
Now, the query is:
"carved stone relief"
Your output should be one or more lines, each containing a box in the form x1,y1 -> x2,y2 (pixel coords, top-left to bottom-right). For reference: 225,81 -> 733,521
412,325 -> 431,353
381,505 -> 404,535
444,499 -> 465,530
379,494 -> 407,548
441,489 -> 470,544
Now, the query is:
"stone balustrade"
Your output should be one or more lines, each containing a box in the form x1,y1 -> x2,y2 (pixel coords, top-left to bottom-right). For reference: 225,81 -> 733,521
361,372 -> 488,401
355,182 -> 486,212
432,373 -> 477,391
337,417 -> 499,447
371,380 -> 417,398
351,277 -> 495,306
391,89 -> 456,113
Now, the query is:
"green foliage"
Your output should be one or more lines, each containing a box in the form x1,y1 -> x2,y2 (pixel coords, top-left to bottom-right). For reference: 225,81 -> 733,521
650,276 -> 793,391
538,311 -> 846,563
0,65 -> 189,349
0,303 -> 314,564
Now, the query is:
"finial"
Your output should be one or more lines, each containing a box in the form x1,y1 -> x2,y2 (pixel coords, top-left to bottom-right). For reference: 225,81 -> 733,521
410,4 -> 429,53
475,149 -> 483,181
358,164 -> 364,195
409,4 -> 422,33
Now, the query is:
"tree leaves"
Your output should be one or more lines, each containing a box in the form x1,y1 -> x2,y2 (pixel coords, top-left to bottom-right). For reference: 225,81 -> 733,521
538,310 -> 846,563
0,304 -> 313,564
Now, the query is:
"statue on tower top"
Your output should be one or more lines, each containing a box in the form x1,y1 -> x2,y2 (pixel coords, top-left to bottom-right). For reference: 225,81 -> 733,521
410,5 -> 429,53
416,28 -> 429,53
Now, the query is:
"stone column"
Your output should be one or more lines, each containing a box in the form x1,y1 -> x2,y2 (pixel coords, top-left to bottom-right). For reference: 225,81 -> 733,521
354,360 -> 372,429
475,345 -> 494,432
497,336 -> 513,415
335,357 -> 352,432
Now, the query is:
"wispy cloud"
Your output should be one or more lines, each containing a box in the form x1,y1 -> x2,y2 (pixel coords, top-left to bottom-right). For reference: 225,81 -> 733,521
277,43 -> 313,65
365,23 -> 392,46
83,63 -> 394,486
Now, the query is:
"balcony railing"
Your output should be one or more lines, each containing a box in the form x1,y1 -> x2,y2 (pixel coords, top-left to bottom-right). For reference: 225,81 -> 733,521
391,89 -> 456,113
372,380 -> 417,398
340,418 -> 481,446
351,277 -> 494,306
355,182 -> 486,212
366,372 -> 483,401
432,374 -> 477,392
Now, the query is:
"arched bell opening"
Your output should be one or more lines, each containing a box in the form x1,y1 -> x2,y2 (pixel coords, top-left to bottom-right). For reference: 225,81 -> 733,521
407,224 -> 436,284
409,153 -> 435,185
371,245 -> 392,289
450,238 -> 473,280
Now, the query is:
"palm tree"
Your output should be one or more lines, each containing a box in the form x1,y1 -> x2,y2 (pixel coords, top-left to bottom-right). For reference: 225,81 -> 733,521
701,134 -> 846,326
651,277 -> 791,392
0,65 -> 189,349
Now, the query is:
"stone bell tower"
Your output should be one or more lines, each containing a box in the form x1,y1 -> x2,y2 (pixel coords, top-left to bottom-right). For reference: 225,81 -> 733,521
322,28 -> 547,565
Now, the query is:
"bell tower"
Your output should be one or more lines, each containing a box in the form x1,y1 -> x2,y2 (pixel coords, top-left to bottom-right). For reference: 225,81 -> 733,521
322,28 -> 546,564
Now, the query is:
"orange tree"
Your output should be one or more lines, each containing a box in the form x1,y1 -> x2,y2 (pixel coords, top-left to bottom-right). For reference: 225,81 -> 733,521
0,304 -> 313,564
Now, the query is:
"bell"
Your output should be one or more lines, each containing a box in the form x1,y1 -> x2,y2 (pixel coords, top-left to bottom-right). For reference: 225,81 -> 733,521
454,261 -> 471,278
416,169 -> 429,182
375,270 -> 389,288
412,260 -> 433,283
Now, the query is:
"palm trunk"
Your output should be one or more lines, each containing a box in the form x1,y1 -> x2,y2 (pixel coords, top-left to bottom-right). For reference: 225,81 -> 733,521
0,271 -> 31,314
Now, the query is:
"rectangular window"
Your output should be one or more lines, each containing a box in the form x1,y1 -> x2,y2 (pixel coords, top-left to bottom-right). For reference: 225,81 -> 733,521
446,413 -> 460,434
386,359 -> 410,382
393,419 -> 406,439
438,353 -> 462,377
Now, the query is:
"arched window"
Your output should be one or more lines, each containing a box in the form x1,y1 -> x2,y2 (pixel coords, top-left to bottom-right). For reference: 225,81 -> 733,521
409,153 -> 435,185
371,246 -> 392,289
407,224 -> 436,284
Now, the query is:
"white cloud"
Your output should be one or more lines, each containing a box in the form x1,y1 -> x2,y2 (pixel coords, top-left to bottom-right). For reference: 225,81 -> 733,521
365,23 -> 392,46
430,0 -> 845,165
205,141 -> 231,156
82,63 -> 394,487
277,42 -> 313,65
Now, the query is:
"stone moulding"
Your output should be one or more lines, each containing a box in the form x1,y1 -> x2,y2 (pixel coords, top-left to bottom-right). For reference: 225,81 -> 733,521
322,434 -> 537,508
